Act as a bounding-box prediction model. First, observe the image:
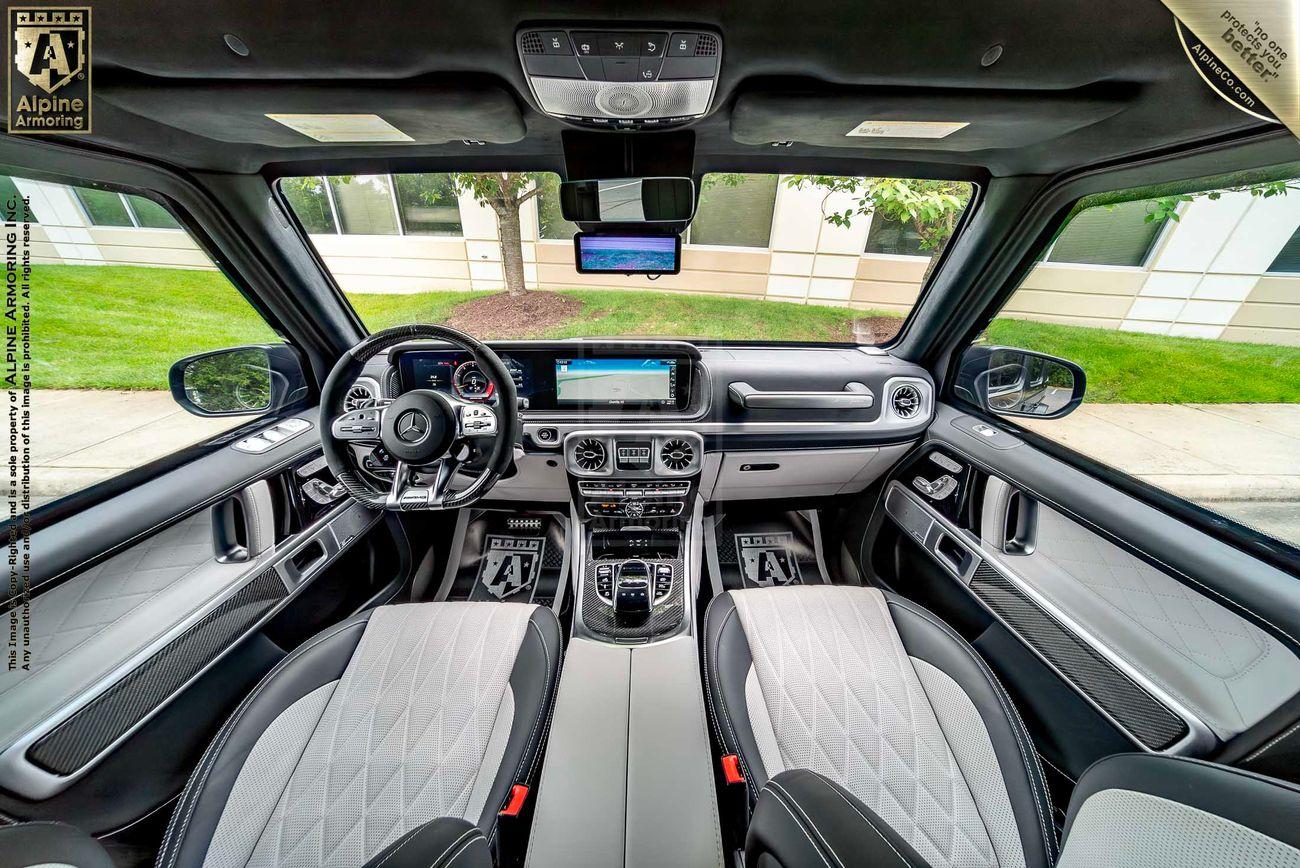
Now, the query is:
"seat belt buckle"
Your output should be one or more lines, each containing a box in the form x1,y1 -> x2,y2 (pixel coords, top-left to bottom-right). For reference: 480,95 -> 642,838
499,784 -> 529,817
721,754 -> 745,785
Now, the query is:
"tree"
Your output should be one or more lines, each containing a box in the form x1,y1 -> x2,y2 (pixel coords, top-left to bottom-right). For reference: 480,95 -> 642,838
784,175 -> 971,253
450,172 -> 546,297
1139,179 -> 1300,224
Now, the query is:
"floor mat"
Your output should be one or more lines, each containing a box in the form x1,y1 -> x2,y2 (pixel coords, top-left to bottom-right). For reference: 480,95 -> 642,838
436,510 -> 569,608
706,509 -> 828,591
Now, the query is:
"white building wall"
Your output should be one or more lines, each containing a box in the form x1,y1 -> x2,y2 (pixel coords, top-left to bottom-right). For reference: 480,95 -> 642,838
16,174 -> 1300,346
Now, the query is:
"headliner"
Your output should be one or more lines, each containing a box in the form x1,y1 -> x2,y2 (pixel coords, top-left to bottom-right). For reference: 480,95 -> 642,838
45,0 -> 1274,178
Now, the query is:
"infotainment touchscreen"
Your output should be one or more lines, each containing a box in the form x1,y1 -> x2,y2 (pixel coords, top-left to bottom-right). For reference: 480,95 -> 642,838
555,358 -> 676,406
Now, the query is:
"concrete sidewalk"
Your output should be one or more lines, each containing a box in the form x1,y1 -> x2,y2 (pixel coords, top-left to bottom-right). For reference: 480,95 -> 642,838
1020,403 -> 1300,542
23,390 -> 240,505
13,392 -> 1300,540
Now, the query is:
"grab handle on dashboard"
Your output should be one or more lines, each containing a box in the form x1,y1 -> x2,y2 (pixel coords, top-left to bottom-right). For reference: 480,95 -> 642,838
727,381 -> 874,410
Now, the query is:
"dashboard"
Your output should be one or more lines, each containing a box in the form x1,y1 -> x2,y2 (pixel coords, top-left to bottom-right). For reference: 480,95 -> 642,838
395,343 -> 695,413
349,339 -> 937,503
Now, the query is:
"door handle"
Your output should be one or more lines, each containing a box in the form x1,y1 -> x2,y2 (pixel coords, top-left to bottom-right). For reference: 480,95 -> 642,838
728,381 -> 874,409
1002,488 -> 1038,555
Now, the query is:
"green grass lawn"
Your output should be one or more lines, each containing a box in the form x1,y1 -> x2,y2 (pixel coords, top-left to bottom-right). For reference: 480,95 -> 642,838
984,318 -> 1300,404
32,263 -> 1300,403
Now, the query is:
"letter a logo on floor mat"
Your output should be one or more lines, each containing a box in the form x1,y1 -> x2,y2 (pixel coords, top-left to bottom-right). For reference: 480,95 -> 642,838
479,536 -> 544,600
736,533 -> 802,587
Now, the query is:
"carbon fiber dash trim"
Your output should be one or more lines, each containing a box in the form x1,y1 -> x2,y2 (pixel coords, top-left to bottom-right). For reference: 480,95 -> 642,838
27,567 -> 287,775
969,561 -> 1189,751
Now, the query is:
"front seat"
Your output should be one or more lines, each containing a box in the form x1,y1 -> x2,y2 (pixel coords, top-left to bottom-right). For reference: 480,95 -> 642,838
704,585 -> 1057,868
156,601 -> 561,868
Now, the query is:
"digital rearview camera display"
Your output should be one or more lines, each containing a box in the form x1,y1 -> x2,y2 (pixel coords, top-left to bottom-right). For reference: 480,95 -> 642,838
574,234 -> 680,275
555,358 -> 676,405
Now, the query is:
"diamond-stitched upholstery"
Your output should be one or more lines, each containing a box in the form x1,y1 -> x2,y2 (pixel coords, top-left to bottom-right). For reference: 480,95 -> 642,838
1034,508 -> 1267,680
730,586 -> 1019,868
0,512 -> 252,753
1010,505 -> 1300,736
200,603 -> 532,868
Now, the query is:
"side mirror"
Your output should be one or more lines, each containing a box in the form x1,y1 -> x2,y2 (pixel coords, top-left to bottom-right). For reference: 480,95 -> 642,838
169,344 -> 308,417
955,345 -> 1086,420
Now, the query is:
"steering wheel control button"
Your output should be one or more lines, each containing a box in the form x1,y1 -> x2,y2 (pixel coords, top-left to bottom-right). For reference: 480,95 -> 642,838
460,404 -> 498,436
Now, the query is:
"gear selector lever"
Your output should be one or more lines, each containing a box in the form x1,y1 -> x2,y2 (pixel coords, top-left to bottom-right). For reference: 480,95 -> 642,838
614,559 -> 652,623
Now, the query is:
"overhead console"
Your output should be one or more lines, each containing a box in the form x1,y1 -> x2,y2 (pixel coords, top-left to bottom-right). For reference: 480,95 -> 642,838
517,26 -> 721,129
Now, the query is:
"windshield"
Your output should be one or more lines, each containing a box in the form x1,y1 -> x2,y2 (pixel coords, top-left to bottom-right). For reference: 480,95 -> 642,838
279,172 -> 973,344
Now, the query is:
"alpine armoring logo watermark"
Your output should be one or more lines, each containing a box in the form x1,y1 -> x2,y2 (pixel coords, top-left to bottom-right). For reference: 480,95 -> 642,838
7,7 -> 91,135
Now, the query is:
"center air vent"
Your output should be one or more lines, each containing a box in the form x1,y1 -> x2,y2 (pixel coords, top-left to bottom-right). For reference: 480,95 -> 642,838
574,438 -> 608,472
659,438 -> 695,472
343,380 -> 378,412
891,384 -> 923,419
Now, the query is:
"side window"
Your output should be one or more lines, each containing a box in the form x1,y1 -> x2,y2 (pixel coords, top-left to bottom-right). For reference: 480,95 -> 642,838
971,168 -> 1300,549
10,172 -> 284,509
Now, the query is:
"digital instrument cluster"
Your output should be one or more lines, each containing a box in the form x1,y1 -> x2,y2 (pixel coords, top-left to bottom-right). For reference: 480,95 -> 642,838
395,345 -> 693,412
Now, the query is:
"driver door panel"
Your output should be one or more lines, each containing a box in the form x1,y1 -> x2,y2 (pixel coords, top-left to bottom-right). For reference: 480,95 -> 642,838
0,419 -> 395,832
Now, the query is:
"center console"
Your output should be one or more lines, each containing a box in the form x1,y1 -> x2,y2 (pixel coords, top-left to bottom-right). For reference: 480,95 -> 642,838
528,428 -> 721,868
564,430 -> 703,643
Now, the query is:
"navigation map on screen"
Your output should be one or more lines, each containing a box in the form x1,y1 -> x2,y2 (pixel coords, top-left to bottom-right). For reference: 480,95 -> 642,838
555,358 -> 676,404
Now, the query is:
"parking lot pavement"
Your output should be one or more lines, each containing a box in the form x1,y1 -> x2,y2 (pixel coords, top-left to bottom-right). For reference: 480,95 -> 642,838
19,390 -> 240,506
1019,403 -> 1300,542
10,393 -> 1300,542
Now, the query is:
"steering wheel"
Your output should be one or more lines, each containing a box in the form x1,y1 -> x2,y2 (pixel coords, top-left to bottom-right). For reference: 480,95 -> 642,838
319,324 -> 520,510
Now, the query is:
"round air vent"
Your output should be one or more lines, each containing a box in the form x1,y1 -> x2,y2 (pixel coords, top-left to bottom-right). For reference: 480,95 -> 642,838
660,438 -> 695,472
890,384 -> 923,419
594,85 -> 653,118
573,438 -> 608,472
343,379 -> 378,412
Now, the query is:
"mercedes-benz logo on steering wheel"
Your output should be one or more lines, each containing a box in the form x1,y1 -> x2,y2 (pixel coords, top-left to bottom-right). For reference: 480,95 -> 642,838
395,410 -> 430,444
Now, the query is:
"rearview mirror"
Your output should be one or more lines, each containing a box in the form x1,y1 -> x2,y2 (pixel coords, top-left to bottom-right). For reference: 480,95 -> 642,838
559,177 -> 695,223
169,344 -> 308,417
955,346 -> 1086,420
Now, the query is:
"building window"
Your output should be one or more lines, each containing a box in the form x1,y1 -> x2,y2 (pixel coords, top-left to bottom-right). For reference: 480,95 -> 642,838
394,174 -> 463,236
327,175 -> 399,235
1268,226 -> 1300,273
126,195 -> 182,230
0,176 -> 38,223
688,174 -> 777,247
74,187 -> 134,227
280,176 -> 337,234
864,213 -> 928,256
1045,199 -> 1167,267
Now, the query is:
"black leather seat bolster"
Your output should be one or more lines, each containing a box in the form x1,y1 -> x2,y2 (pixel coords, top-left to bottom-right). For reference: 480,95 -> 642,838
0,821 -> 115,868
703,592 -> 770,801
475,607 -> 563,847
885,593 -> 1058,867
747,769 -> 928,868
1064,753 -> 1300,851
156,610 -> 375,868
360,817 -> 491,868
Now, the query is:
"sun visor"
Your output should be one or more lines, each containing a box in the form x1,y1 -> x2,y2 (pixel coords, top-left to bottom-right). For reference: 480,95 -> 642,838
730,84 -> 1133,150
98,77 -> 526,146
